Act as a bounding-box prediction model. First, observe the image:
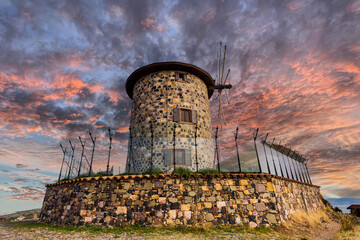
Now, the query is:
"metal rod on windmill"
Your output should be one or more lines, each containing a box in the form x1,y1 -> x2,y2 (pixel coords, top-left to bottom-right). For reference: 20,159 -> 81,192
67,140 -> 75,180
88,131 -> 96,177
106,127 -> 113,176
234,127 -> 242,173
128,126 -> 133,173
58,143 -> 67,182
78,136 -> 85,177
213,42 -> 232,124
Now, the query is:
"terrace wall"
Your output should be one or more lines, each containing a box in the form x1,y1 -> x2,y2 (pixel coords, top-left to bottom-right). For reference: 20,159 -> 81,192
40,174 -> 324,227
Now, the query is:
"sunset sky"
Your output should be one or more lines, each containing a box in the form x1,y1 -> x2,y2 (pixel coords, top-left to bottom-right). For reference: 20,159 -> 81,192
1,0 -> 360,214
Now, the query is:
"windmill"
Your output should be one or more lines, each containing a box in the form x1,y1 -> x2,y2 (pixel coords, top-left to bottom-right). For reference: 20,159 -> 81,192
213,42 -> 232,125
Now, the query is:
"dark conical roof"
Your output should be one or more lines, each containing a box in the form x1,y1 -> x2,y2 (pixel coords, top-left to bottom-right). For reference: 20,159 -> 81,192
126,61 -> 215,99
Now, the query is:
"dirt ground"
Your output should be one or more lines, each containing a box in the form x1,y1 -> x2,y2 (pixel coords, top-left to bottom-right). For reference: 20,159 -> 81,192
0,219 -> 355,240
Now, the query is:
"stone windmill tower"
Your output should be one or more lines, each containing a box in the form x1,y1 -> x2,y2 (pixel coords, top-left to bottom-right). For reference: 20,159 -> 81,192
125,62 -> 230,173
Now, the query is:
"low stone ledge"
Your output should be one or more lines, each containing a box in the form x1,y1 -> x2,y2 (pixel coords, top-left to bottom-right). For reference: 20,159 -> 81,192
41,174 -> 324,227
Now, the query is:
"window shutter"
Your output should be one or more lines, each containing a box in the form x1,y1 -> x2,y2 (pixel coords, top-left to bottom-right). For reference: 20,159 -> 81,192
164,149 -> 172,166
191,110 -> 197,124
185,149 -> 192,166
173,108 -> 180,122
183,74 -> 187,81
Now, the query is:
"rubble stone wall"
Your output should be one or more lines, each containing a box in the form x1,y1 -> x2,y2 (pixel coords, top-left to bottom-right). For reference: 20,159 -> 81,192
128,70 -> 214,173
40,174 -> 324,227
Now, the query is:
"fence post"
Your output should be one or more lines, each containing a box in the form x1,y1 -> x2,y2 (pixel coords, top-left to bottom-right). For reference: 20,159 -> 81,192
235,127 -> 241,173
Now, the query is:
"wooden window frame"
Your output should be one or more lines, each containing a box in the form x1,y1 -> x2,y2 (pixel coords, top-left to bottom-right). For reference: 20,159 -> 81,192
180,108 -> 192,123
176,72 -> 187,82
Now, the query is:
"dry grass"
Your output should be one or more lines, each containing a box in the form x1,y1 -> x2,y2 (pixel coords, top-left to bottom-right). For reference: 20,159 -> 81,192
284,209 -> 330,229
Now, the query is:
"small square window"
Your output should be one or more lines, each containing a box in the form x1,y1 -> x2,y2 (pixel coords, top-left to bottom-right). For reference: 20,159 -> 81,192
176,72 -> 186,82
181,109 -> 191,122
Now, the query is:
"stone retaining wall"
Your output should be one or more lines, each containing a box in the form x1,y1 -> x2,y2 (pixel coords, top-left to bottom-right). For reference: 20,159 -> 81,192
40,174 -> 324,227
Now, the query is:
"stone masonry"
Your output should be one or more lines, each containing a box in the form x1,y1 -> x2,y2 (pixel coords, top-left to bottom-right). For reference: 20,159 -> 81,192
126,63 -> 215,173
40,174 -> 324,227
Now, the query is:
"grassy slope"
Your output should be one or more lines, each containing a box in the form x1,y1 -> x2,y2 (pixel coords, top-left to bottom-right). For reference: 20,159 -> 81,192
1,209 -> 359,240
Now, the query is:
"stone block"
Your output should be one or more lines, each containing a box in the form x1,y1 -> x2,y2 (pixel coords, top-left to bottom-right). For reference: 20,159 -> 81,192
169,210 -> 177,219
250,199 -> 258,204
205,213 -> 214,222
255,203 -> 266,212
255,184 -> 266,193
217,201 -> 226,208
240,179 -> 249,185
215,184 -> 222,190
154,181 -> 164,188
246,204 -> 254,211
159,197 -> 167,204
144,182 -> 153,190
169,197 -> 178,203
184,210 -> 192,220
267,214 -> 277,224
184,196 -> 193,203
117,206 -> 127,215
208,196 -> 216,202
204,202 -> 212,209
80,210 -> 87,216
188,191 -> 196,197
181,204 -> 190,211
266,182 -> 275,192
244,190 -> 250,195
84,217 -> 92,223
201,186 -> 209,191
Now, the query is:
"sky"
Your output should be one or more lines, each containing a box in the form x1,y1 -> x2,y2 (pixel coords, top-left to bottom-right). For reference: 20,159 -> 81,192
0,0 -> 360,214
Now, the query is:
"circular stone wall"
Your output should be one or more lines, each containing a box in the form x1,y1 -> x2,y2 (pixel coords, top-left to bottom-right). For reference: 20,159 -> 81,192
40,174 -> 324,227
127,68 -> 214,173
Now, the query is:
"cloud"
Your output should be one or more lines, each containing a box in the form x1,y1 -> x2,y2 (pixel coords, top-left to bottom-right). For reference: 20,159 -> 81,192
0,0 -> 359,200
15,164 -> 29,169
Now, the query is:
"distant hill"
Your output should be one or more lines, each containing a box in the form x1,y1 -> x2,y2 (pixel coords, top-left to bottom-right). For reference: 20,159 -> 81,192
327,198 -> 360,213
0,208 -> 41,221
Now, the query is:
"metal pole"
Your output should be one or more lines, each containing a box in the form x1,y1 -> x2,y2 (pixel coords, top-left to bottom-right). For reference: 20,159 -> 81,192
173,123 -> 176,171
262,133 -> 271,174
195,124 -> 199,172
253,128 -> 262,173
106,127 -> 112,175
300,156 -> 309,183
67,140 -> 75,179
128,127 -> 133,172
78,137 -> 85,177
235,127 -> 241,173
88,131 -> 96,177
287,146 -> 299,181
58,144 -> 66,182
304,160 -> 312,184
150,123 -> 154,173
276,141 -> 289,178
215,126 -> 221,172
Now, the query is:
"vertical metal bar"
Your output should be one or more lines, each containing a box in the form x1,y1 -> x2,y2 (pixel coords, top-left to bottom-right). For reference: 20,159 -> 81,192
128,127 -> 133,172
88,132 -> 96,177
235,127 -> 241,173
106,128 -> 112,175
150,123 -> 154,173
67,140 -> 75,179
58,144 -> 66,182
275,141 -> 288,178
305,160 -> 312,184
253,128 -> 262,173
173,123 -> 176,171
288,148 -> 299,181
215,126 -> 221,172
299,156 -> 307,183
195,124 -> 199,172
262,133 -> 271,174
293,151 -> 300,181
280,143 -> 293,179
303,161 -> 311,184
269,138 -> 278,176
78,137 -> 85,177
296,160 -> 305,183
